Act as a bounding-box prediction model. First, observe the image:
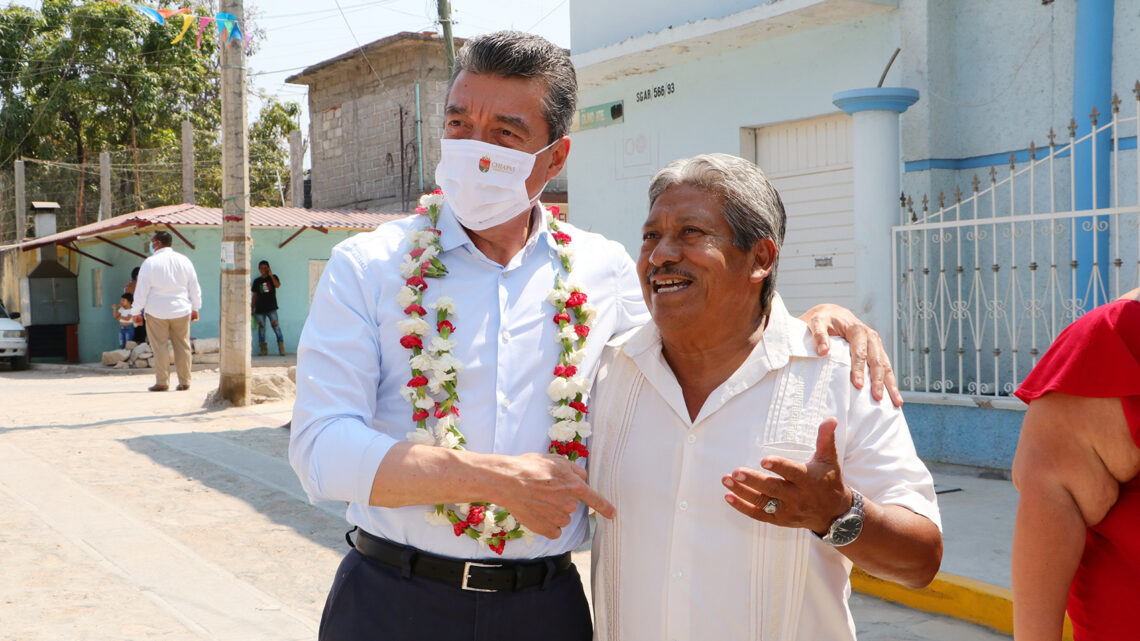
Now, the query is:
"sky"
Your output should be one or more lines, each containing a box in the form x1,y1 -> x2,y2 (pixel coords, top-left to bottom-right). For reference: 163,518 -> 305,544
11,0 -> 573,165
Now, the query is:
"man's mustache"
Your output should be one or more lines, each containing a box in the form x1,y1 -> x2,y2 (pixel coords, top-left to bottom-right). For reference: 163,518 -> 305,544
645,266 -> 695,283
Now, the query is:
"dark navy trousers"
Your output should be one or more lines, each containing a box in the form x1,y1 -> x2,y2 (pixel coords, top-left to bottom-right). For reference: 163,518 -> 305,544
319,548 -> 593,641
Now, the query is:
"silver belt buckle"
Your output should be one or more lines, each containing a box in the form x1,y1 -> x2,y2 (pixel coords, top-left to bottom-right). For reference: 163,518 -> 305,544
461,560 -> 501,592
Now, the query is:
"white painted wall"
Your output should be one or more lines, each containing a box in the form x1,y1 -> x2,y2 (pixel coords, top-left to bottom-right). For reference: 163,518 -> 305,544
570,0 -> 768,53
567,12 -> 899,254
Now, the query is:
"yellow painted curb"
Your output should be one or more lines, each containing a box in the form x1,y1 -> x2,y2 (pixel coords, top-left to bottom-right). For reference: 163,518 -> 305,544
851,568 -> 1073,640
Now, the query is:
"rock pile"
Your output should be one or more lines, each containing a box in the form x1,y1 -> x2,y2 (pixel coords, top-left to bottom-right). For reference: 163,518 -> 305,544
101,337 -> 222,369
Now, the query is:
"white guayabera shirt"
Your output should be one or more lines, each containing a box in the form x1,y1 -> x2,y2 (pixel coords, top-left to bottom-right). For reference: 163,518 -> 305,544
589,294 -> 941,641
289,203 -> 648,560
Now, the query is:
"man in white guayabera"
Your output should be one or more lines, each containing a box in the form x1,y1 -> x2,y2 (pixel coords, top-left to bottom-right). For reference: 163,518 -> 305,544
588,153 -> 943,641
290,31 -> 903,641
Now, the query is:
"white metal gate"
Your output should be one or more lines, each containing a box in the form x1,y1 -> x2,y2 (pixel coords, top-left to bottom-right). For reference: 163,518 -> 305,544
893,87 -> 1140,396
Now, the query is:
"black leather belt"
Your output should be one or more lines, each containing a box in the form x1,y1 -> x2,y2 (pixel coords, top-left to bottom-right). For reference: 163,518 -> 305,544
352,528 -> 573,593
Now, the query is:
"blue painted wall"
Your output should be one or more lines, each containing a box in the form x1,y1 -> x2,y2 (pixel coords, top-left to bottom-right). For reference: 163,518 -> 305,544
903,401 -> 1024,471
73,226 -> 361,363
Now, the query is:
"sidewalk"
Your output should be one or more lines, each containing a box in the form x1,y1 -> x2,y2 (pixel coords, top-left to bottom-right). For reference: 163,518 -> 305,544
850,463 -> 1036,639
29,353 -> 297,375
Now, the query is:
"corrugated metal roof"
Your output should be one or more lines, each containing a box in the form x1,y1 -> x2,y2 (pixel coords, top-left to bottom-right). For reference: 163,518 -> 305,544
10,203 -> 410,252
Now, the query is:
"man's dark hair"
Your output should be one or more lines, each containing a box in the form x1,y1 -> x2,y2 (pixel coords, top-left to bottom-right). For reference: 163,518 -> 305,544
449,31 -> 577,143
131,267 -> 140,280
258,260 -> 269,268
121,292 -> 133,304
152,230 -> 173,247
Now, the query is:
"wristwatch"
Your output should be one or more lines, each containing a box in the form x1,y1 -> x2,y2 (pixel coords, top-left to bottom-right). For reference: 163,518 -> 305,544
818,487 -> 865,547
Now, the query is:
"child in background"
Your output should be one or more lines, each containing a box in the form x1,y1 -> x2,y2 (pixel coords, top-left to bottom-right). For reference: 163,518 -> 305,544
113,292 -> 135,349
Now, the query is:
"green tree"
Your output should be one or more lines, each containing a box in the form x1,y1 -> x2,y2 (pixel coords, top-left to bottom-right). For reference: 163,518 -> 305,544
249,94 -> 301,207
0,0 -> 296,235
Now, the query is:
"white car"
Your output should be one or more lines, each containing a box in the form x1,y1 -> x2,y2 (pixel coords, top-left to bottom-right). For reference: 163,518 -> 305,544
0,300 -> 28,370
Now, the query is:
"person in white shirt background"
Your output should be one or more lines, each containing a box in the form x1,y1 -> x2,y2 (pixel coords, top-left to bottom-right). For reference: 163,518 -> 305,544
130,230 -> 201,392
589,153 -> 942,641
290,31 -> 905,641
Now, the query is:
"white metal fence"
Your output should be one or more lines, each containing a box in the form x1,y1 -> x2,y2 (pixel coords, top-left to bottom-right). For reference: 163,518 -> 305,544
893,87 -> 1140,397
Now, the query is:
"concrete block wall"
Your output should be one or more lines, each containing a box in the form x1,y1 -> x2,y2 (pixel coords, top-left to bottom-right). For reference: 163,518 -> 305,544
305,40 -> 451,211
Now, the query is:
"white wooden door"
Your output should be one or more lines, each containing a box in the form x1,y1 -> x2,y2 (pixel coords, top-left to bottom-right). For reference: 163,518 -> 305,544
308,260 -> 327,308
753,113 -> 854,316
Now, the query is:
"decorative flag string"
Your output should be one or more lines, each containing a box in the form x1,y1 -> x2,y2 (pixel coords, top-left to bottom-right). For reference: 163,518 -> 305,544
107,1 -> 250,49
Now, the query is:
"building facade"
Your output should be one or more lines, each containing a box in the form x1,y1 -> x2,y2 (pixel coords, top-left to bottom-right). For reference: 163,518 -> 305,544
566,0 -> 1140,470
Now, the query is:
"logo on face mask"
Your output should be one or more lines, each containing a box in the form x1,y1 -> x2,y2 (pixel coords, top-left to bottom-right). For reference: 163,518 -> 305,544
478,156 -> 491,173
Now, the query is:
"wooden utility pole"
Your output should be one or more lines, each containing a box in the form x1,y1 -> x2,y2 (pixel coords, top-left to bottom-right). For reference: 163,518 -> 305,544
15,160 -> 25,243
218,0 -> 251,405
289,130 -> 304,207
99,151 -> 111,221
437,0 -> 456,77
182,119 -> 195,204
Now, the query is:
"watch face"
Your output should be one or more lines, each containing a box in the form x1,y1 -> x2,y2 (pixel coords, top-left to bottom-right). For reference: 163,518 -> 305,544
828,515 -> 864,546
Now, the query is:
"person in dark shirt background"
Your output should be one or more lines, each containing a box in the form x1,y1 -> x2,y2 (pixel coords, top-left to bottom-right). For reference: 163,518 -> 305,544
251,260 -> 285,355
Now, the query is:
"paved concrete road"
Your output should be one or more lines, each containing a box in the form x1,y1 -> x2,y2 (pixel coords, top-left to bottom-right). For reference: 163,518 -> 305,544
0,369 -> 1008,640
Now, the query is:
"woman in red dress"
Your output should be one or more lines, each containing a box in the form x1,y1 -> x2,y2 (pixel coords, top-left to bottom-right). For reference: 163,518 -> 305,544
1012,287 -> 1140,640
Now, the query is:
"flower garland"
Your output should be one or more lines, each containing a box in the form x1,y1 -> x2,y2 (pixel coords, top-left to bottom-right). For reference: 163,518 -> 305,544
398,192 -> 595,555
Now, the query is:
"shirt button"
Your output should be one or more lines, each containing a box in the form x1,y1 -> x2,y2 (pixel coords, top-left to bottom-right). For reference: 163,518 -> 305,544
502,398 -> 511,409
678,500 -> 688,511
501,330 -> 511,342
672,570 -> 683,579
686,434 -> 696,444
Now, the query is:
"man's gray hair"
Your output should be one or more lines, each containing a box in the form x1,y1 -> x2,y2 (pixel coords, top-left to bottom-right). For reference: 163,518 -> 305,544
648,153 -> 787,314
449,31 -> 577,143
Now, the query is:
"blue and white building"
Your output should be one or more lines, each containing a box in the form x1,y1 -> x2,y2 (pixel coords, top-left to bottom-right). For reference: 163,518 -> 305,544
566,0 -> 1140,470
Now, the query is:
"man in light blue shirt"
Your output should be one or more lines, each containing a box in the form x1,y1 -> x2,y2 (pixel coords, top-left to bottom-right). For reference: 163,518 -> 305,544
290,30 -> 898,641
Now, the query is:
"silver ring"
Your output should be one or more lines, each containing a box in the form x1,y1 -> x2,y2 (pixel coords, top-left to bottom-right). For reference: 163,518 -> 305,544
762,498 -> 779,514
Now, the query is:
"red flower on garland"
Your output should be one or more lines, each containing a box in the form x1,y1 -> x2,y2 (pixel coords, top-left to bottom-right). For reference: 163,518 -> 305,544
400,335 -> 423,349
489,533 -> 506,555
406,276 -> 428,290
553,312 -> 571,324
574,325 -> 589,338
565,292 -> 587,308
404,304 -> 427,316
412,409 -> 430,421
438,320 -> 455,333
552,231 -> 572,244
467,505 -> 486,526
409,247 -> 425,258
453,521 -> 469,537
408,375 -> 429,387
568,401 -> 589,414
434,403 -> 459,419
414,206 -> 428,214
553,365 -> 578,378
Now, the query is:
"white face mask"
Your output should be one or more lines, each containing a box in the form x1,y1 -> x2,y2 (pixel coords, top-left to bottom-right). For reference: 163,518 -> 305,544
434,137 -> 558,231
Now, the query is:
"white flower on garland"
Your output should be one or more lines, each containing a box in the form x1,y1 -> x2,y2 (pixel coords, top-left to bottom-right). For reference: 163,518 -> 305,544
580,303 -> 598,324
546,288 -> 570,306
397,317 -> 431,336
566,348 -> 587,366
550,404 -> 577,420
396,286 -> 419,309
429,336 -> 457,353
549,420 -> 580,442
420,192 -> 444,209
429,296 -> 457,314
398,260 -> 420,279
428,370 -> 456,394
409,353 -> 434,371
547,377 -> 573,401
557,324 -> 579,342
407,429 -> 435,445
414,395 -> 435,410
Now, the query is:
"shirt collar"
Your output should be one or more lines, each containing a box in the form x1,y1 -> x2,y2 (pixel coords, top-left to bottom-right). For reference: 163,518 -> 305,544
621,293 -> 811,424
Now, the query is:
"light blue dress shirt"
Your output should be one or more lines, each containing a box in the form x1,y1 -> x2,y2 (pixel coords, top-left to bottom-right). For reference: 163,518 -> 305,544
290,203 -> 648,560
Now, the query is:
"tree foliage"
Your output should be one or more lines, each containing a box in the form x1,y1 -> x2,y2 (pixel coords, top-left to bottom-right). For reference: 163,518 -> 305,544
0,0 -> 301,235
